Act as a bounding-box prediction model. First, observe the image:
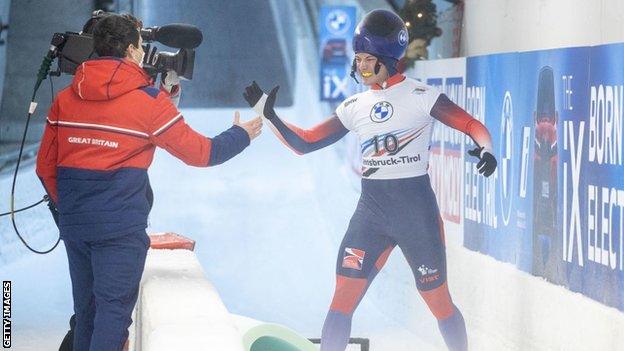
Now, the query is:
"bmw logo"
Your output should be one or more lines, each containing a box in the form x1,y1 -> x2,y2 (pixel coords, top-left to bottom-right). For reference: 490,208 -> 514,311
398,29 -> 408,46
370,101 -> 394,123
326,10 -> 350,35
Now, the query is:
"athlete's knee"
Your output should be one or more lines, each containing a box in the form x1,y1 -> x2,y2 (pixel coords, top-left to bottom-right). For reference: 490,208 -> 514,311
418,281 -> 455,320
329,274 -> 368,315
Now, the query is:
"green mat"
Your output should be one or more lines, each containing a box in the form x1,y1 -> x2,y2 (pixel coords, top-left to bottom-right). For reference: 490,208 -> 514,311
233,315 -> 318,351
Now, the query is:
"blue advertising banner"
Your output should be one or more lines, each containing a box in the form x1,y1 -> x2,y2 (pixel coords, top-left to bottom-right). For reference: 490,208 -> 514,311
461,45 -> 624,311
409,58 -> 467,243
414,39 -> 624,312
518,47 -> 591,288
464,53 -> 535,272
319,6 -> 356,101
561,43 -> 624,310
427,76 -> 465,225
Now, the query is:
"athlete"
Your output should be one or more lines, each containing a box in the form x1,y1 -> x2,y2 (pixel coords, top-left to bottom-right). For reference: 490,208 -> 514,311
244,9 -> 496,351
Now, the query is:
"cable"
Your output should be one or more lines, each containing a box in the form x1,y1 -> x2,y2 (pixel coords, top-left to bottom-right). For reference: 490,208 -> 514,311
50,69 -> 54,98
0,196 -> 47,217
0,76 -> 54,218
6,54 -> 61,254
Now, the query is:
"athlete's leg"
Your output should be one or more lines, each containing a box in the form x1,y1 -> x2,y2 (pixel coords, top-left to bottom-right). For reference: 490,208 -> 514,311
420,221 -> 467,351
321,199 -> 395,351
394,178 -> 467,351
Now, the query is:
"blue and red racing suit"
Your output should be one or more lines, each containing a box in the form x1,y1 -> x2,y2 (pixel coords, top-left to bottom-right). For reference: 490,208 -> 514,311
264,73 -> 493,351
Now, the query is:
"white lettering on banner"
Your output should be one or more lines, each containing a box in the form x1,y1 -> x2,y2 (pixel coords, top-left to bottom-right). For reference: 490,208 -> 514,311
431,122 -> 443,142
466,86 -> 486,125
430,78 -> 465,145
464,159 -> 497,228
587,185 -> 624,270
588,185 -> 596,262
589,85 -> 623,166
563,121 -> 584,266
519,127 -> 531,198
442,153 -> 462,221
68,136 -> 119,149
464,86 -> 496,228
323,75 -> 350,99
443,78 -> 465,144
445,79 -> 464,108
430,150 -> 442,185
429,76 -> 465,223
441,119 -> 465,146
562,75 -> 574,111
483,171 -> 497,228
465,160 -> 480,223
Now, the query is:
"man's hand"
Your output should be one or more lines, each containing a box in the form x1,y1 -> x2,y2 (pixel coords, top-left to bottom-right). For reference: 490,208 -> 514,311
233,111 -> 262,140
243,81 -> 279,119
161,70 -> 180,93
468,146 -> 497,177
143,44 -> 157,67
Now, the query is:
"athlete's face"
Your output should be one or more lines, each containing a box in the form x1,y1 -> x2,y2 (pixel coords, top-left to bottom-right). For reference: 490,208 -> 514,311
355,53 -> 389,86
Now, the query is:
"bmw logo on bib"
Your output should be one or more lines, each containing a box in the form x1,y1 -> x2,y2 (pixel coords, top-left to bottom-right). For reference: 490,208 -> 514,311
370,101 -> 394,123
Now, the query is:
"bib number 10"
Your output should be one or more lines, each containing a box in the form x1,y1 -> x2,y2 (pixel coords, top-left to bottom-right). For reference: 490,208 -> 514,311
373,134 -> 399,153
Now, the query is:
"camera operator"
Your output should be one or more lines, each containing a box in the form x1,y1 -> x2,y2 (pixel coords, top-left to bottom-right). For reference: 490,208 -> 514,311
35,13 -> 262,351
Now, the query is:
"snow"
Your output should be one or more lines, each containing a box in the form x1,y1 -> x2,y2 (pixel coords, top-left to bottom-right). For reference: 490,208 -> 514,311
138,249 -> 244,351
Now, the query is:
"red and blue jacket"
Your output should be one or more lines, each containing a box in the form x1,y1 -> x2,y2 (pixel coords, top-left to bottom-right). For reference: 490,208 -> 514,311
36,57 -> 250,240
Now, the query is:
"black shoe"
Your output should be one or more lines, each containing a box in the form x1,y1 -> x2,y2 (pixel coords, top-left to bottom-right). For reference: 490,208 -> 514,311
58,315 -> 75,351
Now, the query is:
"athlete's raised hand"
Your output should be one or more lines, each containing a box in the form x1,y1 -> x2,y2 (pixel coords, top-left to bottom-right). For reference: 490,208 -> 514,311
468,146 -> 497,177
233,111 -> 262,140
243,81 -> 279,120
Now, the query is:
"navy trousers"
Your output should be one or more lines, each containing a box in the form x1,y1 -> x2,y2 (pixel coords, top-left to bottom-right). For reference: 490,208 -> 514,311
64,229 -> 150,351
321,175 -> 467,351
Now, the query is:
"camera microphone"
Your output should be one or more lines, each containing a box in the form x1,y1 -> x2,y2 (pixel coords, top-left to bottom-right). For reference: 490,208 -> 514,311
141,23 -> 203,49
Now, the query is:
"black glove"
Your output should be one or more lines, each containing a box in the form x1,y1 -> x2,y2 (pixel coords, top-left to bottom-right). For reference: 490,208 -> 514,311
243,81 -> 279,119
468,146 -> 497,177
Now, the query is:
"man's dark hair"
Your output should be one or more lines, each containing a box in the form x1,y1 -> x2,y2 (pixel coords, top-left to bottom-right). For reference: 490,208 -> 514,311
93,13 -> 143,57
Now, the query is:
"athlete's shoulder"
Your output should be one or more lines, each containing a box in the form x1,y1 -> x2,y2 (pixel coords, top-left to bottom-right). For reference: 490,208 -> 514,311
340,91 -> 367,108
336,92 -> 365,117
402,78 -> 438,95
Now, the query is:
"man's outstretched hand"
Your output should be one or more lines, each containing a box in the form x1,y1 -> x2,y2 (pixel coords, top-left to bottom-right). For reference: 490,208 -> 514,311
233,111 -> 262,140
